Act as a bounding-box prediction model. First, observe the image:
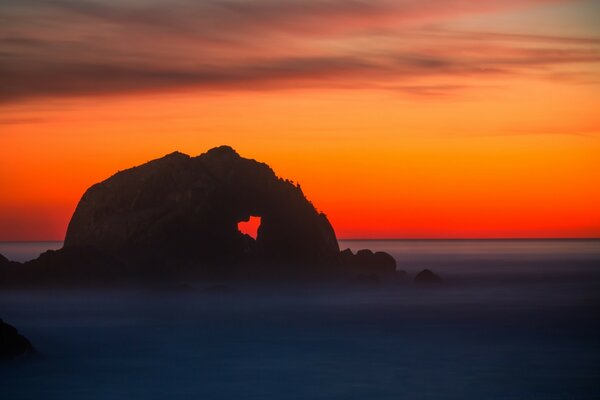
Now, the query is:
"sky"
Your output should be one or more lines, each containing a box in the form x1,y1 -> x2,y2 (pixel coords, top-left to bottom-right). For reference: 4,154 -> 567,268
1,0 -> 599,240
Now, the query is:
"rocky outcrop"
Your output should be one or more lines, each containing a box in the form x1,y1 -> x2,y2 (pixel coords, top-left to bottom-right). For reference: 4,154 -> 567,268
340,248 -> 397,277
65,146 -> 339,269
13,246 -> 126,286
0,253 -> 22,285
0,319 -> 37,360
414,269 -> 442,284
28,146 -> 338,281
1,146 -> 401,285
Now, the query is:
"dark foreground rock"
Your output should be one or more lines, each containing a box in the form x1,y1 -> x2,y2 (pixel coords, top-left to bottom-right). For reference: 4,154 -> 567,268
0,319 -> 37,360
414,269 -> 443,284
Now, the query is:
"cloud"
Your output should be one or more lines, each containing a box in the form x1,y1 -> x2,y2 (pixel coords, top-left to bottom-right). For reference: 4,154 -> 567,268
0,0 -> 598,102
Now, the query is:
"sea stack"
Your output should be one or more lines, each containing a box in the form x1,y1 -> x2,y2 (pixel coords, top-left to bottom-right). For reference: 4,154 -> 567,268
64,146 -> 340,277
1,146 -> 398,285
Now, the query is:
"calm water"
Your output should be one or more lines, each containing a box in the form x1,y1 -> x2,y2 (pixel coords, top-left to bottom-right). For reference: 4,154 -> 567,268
1,240 -> 600,399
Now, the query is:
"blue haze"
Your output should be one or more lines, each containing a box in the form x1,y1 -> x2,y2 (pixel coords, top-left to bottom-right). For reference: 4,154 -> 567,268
1,240 -> 599,399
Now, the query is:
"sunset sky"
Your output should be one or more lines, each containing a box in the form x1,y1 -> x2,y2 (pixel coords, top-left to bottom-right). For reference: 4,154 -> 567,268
1,0 -> 599,240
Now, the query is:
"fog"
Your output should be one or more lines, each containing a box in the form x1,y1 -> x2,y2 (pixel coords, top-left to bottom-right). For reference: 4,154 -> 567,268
1,240 -> 600,399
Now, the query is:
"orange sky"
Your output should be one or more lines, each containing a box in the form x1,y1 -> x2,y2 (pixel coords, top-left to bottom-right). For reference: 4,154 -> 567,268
1,0 -> 599,240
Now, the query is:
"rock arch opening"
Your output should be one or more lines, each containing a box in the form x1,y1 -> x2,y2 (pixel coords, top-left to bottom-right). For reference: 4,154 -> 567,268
237,216 -> 261,240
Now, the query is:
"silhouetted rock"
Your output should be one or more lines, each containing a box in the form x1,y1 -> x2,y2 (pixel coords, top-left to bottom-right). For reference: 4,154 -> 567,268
0,319 -> 37,360
340,248 -> 397,277
340,248 -> 354,263
0,146 -> 405,286
0,254 -> 24,286
395,270 -> 408,280
60,146 -> 338,279
414,269 -> 443,284
5,246 -> 126,287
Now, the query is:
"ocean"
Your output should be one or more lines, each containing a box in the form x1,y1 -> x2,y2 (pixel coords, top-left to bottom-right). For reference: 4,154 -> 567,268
1,240 -> 599,399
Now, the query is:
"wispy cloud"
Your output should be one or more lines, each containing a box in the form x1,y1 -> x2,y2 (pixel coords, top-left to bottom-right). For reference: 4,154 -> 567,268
1,0 -> 598,102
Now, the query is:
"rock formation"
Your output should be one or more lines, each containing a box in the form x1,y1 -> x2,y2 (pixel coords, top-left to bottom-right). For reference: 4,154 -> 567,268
340,248 -> 400,282
0,253 -> 22,285
62,146 -> 339,278
414,269 -> 443,284
0,146 -> 399,285
0,319 -> 37,360
340,249 -> 396,275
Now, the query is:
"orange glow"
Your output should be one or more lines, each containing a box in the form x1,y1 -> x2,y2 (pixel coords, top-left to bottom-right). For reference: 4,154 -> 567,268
1,79 -> 599,240
1,1 -> 599,240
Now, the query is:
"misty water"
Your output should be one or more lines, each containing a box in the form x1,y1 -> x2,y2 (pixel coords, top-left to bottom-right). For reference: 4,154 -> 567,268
1,240 -> 600,399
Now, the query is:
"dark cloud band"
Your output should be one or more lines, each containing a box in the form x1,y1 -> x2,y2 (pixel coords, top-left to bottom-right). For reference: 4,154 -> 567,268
1,0 -> 598,102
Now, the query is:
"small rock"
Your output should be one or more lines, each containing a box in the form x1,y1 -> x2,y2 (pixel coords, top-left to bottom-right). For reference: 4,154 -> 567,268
341,248 -> 397,276
414,269 -> 443,284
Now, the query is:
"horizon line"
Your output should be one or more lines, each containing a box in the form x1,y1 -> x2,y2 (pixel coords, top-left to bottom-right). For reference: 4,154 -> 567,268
338,237 -> 600,241
1,237 -> 599,243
